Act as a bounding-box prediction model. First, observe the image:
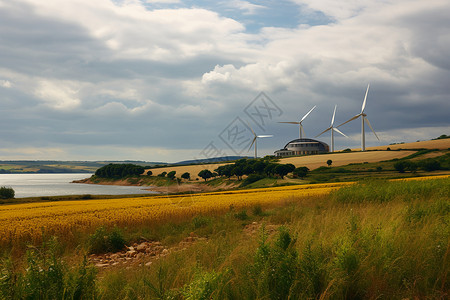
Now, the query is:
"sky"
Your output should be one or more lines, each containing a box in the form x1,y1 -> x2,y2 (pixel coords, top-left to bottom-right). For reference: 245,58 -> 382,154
0,0 -> 449,163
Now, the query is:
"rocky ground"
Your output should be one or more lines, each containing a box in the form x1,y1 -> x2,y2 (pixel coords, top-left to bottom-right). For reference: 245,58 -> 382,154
89,232 -> 206,269
89,222 -> 278,270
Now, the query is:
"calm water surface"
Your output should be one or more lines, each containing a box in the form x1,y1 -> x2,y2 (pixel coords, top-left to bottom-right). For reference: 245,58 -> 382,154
0,174 -> 156,198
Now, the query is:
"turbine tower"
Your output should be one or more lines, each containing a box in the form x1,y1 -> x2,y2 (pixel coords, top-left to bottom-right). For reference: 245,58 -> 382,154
248,123 -> 273,158
278,105 -> 316,139
337,84 -> 379,151
315,105 -> 348,152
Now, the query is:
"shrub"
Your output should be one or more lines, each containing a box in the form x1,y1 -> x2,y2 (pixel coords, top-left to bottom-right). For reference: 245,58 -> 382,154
0,237 -> 97,299
158,171 -> 167,177
241,174 -> 266,187
88,226 -> 126,254
252,226 -> 298,299
252,205 -> 264,216
147,170 -> 153,176
0,186 -> 15,199
192,215 -> 212,229
234,210 -> 249,220
181,172 -> 190,180
293,167 -> 309,179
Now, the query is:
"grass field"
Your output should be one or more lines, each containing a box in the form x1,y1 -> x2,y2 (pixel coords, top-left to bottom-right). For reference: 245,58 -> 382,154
1,175 -> 448,299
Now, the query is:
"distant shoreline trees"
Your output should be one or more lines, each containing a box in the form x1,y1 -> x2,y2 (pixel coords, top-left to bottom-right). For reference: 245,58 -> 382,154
95,164 -> 145,179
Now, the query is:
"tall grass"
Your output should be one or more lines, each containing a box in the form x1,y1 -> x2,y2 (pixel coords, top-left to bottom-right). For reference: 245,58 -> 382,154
2,177 -> 448,299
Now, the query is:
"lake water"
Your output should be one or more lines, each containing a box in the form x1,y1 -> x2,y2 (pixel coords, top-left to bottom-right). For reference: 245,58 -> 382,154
0,174 -> 157,198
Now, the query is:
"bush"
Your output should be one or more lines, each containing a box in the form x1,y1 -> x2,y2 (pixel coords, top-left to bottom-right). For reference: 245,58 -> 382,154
0,237 -> 97,299
0,186 -> 15,199
252,205 -> 264,216
147,170 -> 153,176
192,215 -> 212,229
234,210 -> 249,220
88,226 -> 126,254
252,226 -> 298,299
241,174 -> 266,187
293,167 -> 309,179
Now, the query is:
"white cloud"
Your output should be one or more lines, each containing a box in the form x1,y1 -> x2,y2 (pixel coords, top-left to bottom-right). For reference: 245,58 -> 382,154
226,0 -> 267,15
34,80 -> 82,110
0,80 -> 12,88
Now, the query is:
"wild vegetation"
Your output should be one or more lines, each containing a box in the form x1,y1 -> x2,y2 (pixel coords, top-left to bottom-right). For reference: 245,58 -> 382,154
1,176 -> 448,299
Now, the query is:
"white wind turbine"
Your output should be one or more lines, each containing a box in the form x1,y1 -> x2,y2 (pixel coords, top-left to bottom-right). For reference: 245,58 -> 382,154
315,105 -> 348,152
278,105 -> 316,139
248,123 -> 273,158
337,84 -> 379,151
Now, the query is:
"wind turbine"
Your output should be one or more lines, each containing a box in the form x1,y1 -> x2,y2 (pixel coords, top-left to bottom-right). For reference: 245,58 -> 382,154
315,105 -> 348,152
337,84 -> 379,151
248,123 -> 273,158
278,105 -> 316,139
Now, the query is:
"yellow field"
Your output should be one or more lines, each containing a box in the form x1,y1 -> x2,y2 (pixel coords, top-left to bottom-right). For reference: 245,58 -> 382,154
279,150 -> 413,169
365,138 -> 450,151
1,175 -> 448,248
0,182 -> 348,247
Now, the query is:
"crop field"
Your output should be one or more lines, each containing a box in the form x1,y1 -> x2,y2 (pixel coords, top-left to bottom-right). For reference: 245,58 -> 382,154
279,150 -> 413,169
0,182 -> 349,248
1,175 -> 448,299
366,137 -> 450,150
1,175 -> 448,250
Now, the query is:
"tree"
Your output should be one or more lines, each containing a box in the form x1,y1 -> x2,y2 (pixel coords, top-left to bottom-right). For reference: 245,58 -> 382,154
274,164 -> 290,179
285,163 -> 296,173
327,159 -> 332,167
167,171 -> 176,180
198,169 -> 213,181
394,161 -> 407,173
146,170 -> 153,176
264,163 -> 278,177
0,186 -> 15,199
232,166 -> 244,180
95,163 -> 145,179
293,167 -> 309,179
421,159 -> 441,171
158,171 -> 167,177
181,172 -> 190,180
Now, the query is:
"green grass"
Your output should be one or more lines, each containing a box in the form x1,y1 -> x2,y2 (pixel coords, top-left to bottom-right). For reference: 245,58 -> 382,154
2,177 -> 448,299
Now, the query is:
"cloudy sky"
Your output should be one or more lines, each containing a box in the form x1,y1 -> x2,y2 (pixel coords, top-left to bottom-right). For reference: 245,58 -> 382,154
1,0 -> 449,163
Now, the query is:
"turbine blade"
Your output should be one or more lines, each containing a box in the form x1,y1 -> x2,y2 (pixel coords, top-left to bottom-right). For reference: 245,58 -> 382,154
331,105 -> 337,126
315,127 -> 331,138
333,127 -> 348,137
300,105 -> 316,122
278,122 -> 300,124
361,83 -> 370,113
257,135 -> 273,138
247,121 -> 256,137
364,117 -> 379,140
337,114 -> 360,127
248,137 -> 256,151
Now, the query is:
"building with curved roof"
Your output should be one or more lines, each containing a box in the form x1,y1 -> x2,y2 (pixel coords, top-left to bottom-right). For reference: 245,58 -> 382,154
274,138 -> 329,157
